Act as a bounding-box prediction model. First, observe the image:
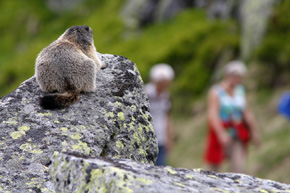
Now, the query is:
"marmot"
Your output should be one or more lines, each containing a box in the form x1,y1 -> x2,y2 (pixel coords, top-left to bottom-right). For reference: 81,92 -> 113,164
35,25 -> 106,109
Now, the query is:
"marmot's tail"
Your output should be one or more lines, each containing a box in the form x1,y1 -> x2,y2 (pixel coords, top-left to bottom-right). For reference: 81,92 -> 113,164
40,91 -> 79,109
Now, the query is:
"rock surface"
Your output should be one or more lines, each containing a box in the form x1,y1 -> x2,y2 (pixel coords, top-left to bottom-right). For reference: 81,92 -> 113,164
0,54 -> 158,192
51,152 -> 290,193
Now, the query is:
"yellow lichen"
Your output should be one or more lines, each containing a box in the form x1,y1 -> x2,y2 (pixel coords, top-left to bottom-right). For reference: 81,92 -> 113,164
114,101 -> 123,108
10,130 -> 25,139
60,127 -> 68,132
185,174 -> 195,179
137,74 -> 143,82
259,190 -> 269,193
128,122 -> 135,131
116,140 -> 124,149
26,177 -> 41,188
70,133 -> 83,140
10,126 -> 31,139
117,112 -> 125,121
61,141 -> 68,146
18,125 -> 30,131
137,126 -> 146,141
20,143 -> 43,154
135,177 -> 152,185
106,112 -> 115,118
147,123 -> 154,132
270,189 -> 282,193
72,141 -> 90,154
165,167 -> 177,175
138,148 -> 147,156
212,188 -> 230,193
108,167 -> 134,193
174,182 -> 185,187
234,180 -> 242,184
19,156 -> 25,160
39,112 -> 52,116
30,149 -> 44,154
208,175 -> 219,178
53,151 -> 59,158
133,132 -> 141,144
130,105 -> 137,112
40,187 -> 55,193
3,118 -> 18,125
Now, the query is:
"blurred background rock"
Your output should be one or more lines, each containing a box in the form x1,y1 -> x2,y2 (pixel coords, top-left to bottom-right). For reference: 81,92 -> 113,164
1,0 -> 290,184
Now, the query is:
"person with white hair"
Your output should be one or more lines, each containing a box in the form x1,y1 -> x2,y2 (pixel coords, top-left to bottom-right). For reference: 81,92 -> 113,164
145,63 -> 175,166
204,60 -> 261,173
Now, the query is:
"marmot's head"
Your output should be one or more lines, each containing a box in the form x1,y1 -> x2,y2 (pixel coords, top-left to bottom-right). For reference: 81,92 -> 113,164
59,25 -> 94,47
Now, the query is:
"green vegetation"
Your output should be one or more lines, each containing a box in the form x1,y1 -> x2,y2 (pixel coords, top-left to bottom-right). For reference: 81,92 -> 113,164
0,0 -> 238,115
0,0 -> 124,96
1,0 -> 290,185
254,0 -> 290,87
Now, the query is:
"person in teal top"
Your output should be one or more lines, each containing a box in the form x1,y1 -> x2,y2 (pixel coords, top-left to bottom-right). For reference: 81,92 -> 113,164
215,84 -> 246,138
216,84 -> 245,121
205,61 -> 261,173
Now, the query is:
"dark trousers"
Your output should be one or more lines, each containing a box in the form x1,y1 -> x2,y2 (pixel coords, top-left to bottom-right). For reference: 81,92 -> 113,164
156,145 -> 167,166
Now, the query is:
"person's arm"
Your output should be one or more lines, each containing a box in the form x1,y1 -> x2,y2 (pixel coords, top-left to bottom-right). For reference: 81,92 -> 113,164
208,88 -> 232,147
244,105 -> 261,147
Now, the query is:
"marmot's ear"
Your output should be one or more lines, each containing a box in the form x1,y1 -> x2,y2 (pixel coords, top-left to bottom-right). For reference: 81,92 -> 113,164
85,26 -> 90,32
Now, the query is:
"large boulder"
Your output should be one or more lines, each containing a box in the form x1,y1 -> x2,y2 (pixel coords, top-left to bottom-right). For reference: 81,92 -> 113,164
51,152 -> 290,193
0,54 -> 158,192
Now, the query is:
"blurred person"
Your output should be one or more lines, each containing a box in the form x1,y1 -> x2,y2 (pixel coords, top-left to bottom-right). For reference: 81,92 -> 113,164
204,60 -> 260,173
145,63 -> 174,166
278,91 -> 290,120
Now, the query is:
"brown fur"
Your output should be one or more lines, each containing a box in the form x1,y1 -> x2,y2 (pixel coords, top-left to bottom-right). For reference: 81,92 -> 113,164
35,25 -> 106,109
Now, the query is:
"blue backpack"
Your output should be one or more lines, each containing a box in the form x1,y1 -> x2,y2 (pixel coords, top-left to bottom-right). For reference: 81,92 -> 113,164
278,92 -> 290,120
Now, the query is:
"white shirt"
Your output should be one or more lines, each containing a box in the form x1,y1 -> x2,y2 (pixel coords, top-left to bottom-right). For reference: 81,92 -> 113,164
145,83 -> 171,145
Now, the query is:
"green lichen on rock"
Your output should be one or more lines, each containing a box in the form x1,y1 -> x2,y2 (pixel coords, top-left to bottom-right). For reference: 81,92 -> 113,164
9,125 -> 30,139
50,153 -> 290,193
117,112 -> 125,121
50,152 -> 154,193
0,54 -> 157,192
20,143 -> 44,154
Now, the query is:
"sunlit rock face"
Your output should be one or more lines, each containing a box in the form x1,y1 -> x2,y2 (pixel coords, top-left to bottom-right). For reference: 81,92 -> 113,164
51,152 -> 290,193
0,54 -> 158,192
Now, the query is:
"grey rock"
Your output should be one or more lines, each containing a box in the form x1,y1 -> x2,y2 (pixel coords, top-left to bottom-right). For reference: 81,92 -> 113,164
0,54 -> 158,192
51,152 -> 290,193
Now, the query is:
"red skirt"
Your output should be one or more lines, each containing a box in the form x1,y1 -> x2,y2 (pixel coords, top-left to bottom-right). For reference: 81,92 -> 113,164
204,121 -> 250,165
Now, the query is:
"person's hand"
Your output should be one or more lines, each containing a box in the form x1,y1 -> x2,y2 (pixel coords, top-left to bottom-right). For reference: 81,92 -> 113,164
218,132 -> 232,148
